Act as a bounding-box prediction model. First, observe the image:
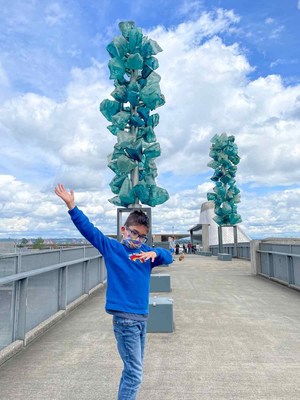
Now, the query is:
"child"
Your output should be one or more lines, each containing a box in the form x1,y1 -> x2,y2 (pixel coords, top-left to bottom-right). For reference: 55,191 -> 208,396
54,183 -> 173,400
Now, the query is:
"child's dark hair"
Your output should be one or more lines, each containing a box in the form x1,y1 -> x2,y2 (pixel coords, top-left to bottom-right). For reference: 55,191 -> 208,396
125,210 -> 149,229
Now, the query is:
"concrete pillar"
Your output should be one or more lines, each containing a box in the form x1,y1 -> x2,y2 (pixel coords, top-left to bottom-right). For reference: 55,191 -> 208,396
202,224 -> 210,251
250,240 -> 261,275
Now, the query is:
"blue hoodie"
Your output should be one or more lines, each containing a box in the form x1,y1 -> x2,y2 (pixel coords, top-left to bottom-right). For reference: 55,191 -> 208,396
69,206 -> 173,315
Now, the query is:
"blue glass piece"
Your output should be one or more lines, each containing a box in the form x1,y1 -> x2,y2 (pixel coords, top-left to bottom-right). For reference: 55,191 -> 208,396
124,139 -> 143,162
133,181 -> 150,204
137,106 -> 150,122
125,53 -> 143,70
144,142 -> 161,158
147,185 -> 169,206
107,125 -> 120,136
117,154 -> 136,173
127,81 -> 140,107
107,159 -> 118,174
143,126 -> 156,143
130,115 -> 144,127
117,130 -> 135,148
220,175 -> 231,184
112,111 -> 130,129
108,58 -> 126,80
106,36 -> 129,58
111,85 -> 128,103
119,21 -> 136,38
140,75 -> 164,110
112,144 -> 125,160
142,56 -> 159,78
207,192 -> 217,201
140,37 -> 163,57
128,93 -> 139,107
147,113 -> 159,127
109,174 -> 127,194
139,78 -> 147,88
128,27 -> 143,53
119,177 -> 136,204
100,99 -> 120,122
108,196 -> 124,206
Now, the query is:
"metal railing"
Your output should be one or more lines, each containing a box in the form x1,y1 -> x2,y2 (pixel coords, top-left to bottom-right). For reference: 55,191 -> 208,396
0,246 -> 106,353
209,242 -> 250,259
257,241 -> 300,291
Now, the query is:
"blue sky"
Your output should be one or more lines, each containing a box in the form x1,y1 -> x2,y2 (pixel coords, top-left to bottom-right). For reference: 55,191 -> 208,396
0,0 -> 300,240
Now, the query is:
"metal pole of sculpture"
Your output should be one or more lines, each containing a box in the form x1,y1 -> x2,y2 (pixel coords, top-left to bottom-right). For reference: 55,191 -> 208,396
207,133 -> 242,254
100,21 -> 169,210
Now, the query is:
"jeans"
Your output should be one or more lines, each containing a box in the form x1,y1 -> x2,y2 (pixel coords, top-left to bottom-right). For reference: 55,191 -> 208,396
113,316 -> 147,400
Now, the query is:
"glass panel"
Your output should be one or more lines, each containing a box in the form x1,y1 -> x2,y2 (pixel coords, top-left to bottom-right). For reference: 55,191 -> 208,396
67,263 -> 84,304
0,283 -> 14,349
88,259 -> 100,290
61,247 -> 84,262
26,271 -> 59,332
273,255 -> 289,282
293,258 -> 300,287
21,251 -> 60,272
0,255 -> 18,277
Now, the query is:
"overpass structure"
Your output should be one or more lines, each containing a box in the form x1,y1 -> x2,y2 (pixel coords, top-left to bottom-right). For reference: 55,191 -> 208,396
0,244 -> 300,399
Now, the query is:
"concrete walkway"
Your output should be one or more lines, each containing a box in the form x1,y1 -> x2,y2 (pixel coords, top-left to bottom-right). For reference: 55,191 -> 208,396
0,255 -> 300,400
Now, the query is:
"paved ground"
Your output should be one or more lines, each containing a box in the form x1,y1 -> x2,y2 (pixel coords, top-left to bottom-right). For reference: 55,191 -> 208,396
0,255 -> 300,400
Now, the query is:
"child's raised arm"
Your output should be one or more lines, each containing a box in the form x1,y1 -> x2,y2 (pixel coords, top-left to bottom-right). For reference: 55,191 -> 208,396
54,183 -> 75,210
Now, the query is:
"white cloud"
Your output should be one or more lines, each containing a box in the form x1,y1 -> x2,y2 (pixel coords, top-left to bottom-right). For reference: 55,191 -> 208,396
239,188 -> 300,238
0,10 -> 299,238
265,18 -> 275,24
45,3 -> 68,26
178,0 -> 204,18
147,25 -> 300,186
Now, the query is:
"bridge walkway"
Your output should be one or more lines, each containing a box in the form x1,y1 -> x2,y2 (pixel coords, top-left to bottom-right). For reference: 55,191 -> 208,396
0,255 -> 300,399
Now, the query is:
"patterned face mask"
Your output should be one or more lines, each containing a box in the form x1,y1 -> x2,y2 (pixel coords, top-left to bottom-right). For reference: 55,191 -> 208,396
121,238 -> 143,249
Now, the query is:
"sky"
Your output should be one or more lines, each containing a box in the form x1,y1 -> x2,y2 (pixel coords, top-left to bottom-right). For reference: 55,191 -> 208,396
0,0 -> 300,240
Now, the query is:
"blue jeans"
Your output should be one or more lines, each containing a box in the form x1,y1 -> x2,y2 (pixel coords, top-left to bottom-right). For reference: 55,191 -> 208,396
113,316 -> 147,400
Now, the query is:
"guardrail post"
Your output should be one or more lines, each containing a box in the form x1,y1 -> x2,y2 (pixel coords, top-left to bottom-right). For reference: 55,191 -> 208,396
83,260 -> 90,294
250,240 -> 261,275
58,266 -> 68,310
15,277 -> 28,344
233,226 -> 238,257
269,253 -> 274,278
287,255 -> 294,286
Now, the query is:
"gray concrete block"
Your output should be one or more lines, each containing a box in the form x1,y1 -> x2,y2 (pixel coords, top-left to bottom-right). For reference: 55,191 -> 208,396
197,251 -> 212,257
150,274 -> 171,292
218,253 -> 232,261
147,296 -> 174,333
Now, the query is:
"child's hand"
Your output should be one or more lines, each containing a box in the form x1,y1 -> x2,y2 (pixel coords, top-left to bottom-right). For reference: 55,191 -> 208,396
54,183 -> 75,210
138,251 -> 157,262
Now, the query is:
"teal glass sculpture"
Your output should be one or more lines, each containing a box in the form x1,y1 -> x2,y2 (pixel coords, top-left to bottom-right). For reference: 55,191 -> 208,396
207,133 -> 242,226
100,21 -> 169,208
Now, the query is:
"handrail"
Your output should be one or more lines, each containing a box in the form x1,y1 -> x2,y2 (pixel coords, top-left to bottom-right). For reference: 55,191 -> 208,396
257,250 -> 300,258
0,251 -> 106,360
0,255 -> 101,286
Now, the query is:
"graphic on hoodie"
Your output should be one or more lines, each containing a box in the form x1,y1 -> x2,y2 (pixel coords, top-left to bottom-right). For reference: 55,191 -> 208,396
129,253 -> 146,263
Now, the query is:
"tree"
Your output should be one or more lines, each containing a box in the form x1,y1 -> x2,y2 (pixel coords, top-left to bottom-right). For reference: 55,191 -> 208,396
33,237 -> 44,250
20,238 -> 29,247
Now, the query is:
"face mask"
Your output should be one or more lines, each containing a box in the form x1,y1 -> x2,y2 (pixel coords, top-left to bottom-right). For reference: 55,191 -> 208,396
122,238 -> 142,249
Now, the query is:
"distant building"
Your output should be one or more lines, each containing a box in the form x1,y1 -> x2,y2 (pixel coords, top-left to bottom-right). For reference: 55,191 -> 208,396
190,201 -> 250,250
0,241 -> 16,254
